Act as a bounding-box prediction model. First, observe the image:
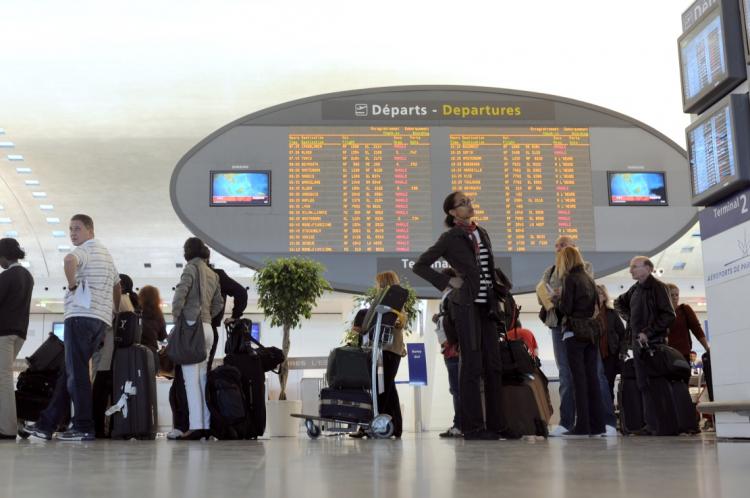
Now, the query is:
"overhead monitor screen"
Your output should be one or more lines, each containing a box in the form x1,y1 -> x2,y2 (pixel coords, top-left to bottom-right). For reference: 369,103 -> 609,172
210,170 -> 271,206
686,93 -> 750,206
250,322 -> 260,342
743,0 -> 750,60
607,172 -> 667,206
678,0 -> 746,113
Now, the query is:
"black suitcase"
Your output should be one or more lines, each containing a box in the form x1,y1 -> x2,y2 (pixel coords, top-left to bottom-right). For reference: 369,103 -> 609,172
26,333 -> 64,372
669,380 -> 700,434
110,345 -> 158,440
499,338 -> 535,380
702,352 -> 714,401
114,311 -> 142,348
647,376 -> 679,436
15,370 -> 71,427
206,365 -> 251,439
617,359 -> 645,435
642,344 -> 691,382
326,347 -> 372,390
501,379 -> 548,437
223,352 -> 266,438
319,387 -> 372,422
16,369 -> 58,398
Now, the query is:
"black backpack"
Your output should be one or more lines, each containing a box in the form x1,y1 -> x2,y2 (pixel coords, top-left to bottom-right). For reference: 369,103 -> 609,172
225,319 -> 284,373
205,365 -> 253,439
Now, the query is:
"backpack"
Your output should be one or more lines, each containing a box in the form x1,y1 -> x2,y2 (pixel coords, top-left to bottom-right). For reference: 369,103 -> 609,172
205,365 -> 252,439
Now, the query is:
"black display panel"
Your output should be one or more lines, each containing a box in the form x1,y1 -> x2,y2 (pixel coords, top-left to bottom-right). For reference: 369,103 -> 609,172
742,0 -> 750,61
678,0 -> 746,114
686,93 -> 750,206
607,172 -> 668,206
210,170 -> 271,206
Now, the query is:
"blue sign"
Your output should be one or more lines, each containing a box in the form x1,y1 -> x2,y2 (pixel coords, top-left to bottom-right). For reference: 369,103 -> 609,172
699,187 -> 750,240
407,343 -> 428,386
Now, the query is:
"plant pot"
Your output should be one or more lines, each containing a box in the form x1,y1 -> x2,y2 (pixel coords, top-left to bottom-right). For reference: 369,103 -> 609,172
266,400 -> 302,437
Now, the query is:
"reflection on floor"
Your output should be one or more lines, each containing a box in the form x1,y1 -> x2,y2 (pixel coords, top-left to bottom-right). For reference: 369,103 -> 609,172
0,433 -> 748,498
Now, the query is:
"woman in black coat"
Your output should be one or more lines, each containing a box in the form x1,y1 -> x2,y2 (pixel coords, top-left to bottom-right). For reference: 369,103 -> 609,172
413,191 -> 517,440
596,284 -> 627,402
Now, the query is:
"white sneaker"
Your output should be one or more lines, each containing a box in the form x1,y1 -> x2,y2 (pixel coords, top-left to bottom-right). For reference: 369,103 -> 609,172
166,429 -> 184,440
600,425 -> 619,437
548,425 -> 568,437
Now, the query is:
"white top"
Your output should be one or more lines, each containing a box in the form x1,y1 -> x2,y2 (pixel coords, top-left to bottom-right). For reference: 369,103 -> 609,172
64,238 -> 119,324
472,231 -> 492,304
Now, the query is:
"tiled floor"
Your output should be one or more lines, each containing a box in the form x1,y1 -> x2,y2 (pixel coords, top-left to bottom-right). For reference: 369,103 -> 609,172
1,433 -> 748,498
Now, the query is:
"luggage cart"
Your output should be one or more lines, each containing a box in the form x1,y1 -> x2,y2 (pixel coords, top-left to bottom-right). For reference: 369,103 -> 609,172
291,303 -> 397,439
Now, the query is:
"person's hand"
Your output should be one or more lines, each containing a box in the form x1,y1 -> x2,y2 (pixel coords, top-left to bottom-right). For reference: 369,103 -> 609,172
619,352 -> 629,361
637,332 -> 648,346
431,313 -> 440,324
448,276 -> 464,289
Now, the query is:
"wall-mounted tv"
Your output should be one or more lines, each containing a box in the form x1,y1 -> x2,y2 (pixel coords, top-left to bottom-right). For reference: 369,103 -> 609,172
678,0 -> 746,114
686,93 -> 750,206
52,321 -> 64,340
607,172 -> 668,206
210,170 -> 271,206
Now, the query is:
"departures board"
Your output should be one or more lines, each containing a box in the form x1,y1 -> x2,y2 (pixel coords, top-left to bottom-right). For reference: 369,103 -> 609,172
171,86 -> 697,297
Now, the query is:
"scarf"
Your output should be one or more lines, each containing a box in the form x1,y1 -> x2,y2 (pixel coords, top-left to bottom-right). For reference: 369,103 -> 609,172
457,221 -> 479,254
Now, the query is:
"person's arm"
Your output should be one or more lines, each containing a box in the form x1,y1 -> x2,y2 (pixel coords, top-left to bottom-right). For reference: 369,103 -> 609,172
613,288 -> 632,322
683,305 -> 709,351
558,275 -> 575,317
64,253 -> 79,289
210,281 -> 224,320
112,281 -> 121,314
412,232 -> 453,291
171,266 -> 194,319
649,284 -> 676,338
219,270 -> 248,319
157,318 -> 168,342
536,267 -> 554,310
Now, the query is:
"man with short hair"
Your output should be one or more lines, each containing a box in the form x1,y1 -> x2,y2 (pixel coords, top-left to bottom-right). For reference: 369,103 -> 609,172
21,214 -> 120,441
614,255 -> 676,435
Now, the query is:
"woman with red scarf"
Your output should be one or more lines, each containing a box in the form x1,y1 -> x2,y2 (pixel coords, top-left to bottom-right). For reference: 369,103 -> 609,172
413,191 -> 517,440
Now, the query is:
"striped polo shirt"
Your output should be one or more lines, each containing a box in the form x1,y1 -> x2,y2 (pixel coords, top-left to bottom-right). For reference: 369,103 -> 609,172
472,231 -> 492,304
64,238 -> 119,325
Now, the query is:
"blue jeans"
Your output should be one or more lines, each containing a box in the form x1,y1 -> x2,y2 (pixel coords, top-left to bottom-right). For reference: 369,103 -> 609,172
550,327 -> 575,429
596,354 -> 618,427
444,357 -> 461,429
38,317 -> 107,433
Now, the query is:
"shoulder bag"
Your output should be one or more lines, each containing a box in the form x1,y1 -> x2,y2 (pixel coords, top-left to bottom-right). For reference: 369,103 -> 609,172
166,263 -> 207,365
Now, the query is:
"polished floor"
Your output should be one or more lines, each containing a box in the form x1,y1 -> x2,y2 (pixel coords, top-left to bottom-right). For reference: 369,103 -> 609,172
1,433 -> 748,498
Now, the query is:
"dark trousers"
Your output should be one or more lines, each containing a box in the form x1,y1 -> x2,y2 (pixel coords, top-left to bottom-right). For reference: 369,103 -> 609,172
92,370 -> 113,438
38,317 -> 107,433
565,339 -> 604,435
455,303 -> 505,434
378,350 -> 403,437
632,342 -> 660,432
601,354 -> 619,405
444,356 -> 461,430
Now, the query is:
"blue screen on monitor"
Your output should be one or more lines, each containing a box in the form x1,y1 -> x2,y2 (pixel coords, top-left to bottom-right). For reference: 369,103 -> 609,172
52,322 -> 64,340
250,323 -> 260,342
210,171 -> 271,206
608,172 -> 668,206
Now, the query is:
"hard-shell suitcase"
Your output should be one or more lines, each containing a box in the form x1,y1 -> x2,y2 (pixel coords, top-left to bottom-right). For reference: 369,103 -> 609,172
669,380 -> 700,434
617,359 -> 645,435
26,333 -> 64,372
326,346 -> 372,390
501,376 -> 548,437
224,352 -> 266,438
110,344 -> 158,440
319,388 -> 372,422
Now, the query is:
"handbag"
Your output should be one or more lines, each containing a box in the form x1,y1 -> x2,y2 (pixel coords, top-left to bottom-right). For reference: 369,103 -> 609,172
158,347 -> 175,378
166,263 -> 207,365
567,301 -> 602,343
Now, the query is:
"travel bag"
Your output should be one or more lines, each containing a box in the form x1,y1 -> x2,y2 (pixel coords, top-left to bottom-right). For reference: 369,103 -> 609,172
108,344 -> 158,440
206,364 -> 252,439
501,375 -> 549,437
319,387 -> 373,422
114,311 -> 142,348
617,359 -> 645,434
326,346 -> 372,390
26,333 -> 64,372
669,379 -> 700,434
223,352 -> 266,438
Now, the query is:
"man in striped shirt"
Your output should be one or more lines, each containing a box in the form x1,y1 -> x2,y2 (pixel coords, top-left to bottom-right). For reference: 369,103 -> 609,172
21,214 -> 120,441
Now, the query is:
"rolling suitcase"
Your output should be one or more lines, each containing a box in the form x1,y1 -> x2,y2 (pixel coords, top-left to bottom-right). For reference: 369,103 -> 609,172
501,376 -> 548,437
528,369 -> 553,424
206,365 -> 251,439
669,380 -> 700,434
326,346 -> 372,390
109,344 -> 158,440
26,333 -> 64,372
617,359 -> 645,434
647,376 -> 679,436
224,352 -> 266,438
319,388 -> 372,422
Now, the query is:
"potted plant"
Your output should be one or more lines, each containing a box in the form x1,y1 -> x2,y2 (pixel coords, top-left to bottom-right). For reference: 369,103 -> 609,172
254,257 -> 330,436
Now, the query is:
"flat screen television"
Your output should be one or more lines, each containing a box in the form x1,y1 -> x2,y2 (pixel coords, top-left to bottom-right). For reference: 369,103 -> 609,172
678,0 -> 746,114
607,172 -> 668,206
250,322 -> 260,343
52,321 -> 64,340
210,170 -> 271,206
686,93 -> 750,206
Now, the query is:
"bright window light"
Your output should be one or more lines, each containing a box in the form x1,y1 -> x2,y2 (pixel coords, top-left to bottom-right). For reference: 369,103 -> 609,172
4,230 -> 18,237
20,262 -> 30,268
57,245 -> 71,252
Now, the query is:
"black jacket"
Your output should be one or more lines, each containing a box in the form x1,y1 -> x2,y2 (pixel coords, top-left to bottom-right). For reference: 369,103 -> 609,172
210,268 -> 248,328
413,225 -> 501,306
614,275 -> 675,343
0,265 -> 34,339
558,265 -> 597,321
141,314 -> 167,352
601,307 -> 628,356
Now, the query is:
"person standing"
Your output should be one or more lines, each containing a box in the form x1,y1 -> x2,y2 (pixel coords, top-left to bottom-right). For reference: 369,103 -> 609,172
413,192 -> 517,440
595,285 -> 628,403
21,214 -> 120,441
0,238 -> 34,439
665,283 -> 709,362
431,267 -> 461,438
614,256 -> 676,435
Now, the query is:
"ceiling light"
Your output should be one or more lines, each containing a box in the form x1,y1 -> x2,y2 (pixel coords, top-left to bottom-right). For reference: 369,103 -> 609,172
57,245 -> 71,252
0,129 -> 5,135
32,192 -> 47,198
0,217 -> 11,224
4,230 -> 18,237
1,141 -> 15,148
7,154 -> 23,161
46,217 -> 60,224
52,230 -> 65,237
16,167 -> 31,173
680,246 -> 694,253
39,204 -> 54,211
672,262 -> 686,270
0,205 -> 4,210
24,180 -> 40,186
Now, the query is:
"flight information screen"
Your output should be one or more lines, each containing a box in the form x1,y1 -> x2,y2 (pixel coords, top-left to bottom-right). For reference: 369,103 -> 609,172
679,10 -> 727,109
688,104 -> 736,197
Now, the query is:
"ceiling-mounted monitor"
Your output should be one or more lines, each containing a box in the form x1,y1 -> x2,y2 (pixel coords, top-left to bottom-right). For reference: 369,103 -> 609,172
607,172 -> 668,206
686,93 -> 750,206
210,170 -> 271,206
678,0 -> 746,114
742,0 -> 750,61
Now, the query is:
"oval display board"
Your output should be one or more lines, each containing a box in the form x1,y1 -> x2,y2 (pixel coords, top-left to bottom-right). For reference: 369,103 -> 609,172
171,86 -> 697,297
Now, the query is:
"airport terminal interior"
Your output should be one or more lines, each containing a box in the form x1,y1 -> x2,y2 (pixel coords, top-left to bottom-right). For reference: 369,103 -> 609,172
2,0 -> 750,496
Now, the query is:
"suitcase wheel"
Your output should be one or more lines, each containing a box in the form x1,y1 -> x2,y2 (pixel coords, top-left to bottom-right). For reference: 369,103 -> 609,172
370,414 -> 394,439
305,419 -> 321,439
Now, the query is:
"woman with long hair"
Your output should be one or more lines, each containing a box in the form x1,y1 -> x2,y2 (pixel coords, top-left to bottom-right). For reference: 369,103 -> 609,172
595,284 -> 627,402
138,285 -> 167,361
413,192 -> 517,440
557,246 -> 604,436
